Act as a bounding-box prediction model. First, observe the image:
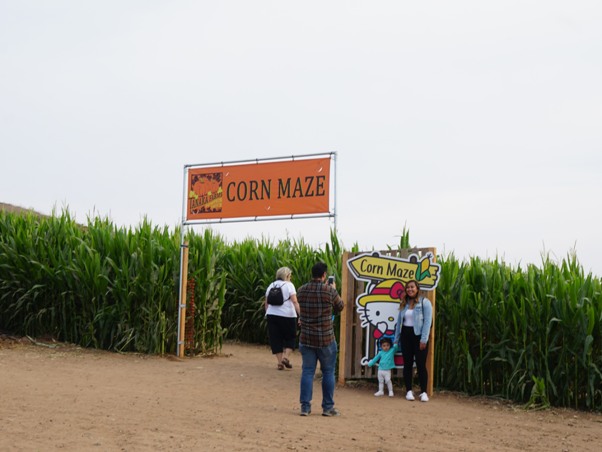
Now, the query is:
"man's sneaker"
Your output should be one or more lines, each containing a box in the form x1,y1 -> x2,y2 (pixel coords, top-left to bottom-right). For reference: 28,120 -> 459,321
322,408 -> 340,417
405,390 -> 415,401
389,392 -> 395,397
419,392 -> 429,402
374,390 -> 384,397
300,407 -> 311,416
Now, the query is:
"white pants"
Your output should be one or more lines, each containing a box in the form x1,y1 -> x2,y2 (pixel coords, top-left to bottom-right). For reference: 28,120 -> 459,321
377,369 -> 393,394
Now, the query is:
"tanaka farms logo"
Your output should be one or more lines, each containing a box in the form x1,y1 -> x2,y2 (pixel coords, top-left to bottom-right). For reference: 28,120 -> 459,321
189,172 -> 223,214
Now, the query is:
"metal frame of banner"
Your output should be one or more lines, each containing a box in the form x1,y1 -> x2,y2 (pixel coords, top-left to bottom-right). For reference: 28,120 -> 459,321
176,152 -> 337,356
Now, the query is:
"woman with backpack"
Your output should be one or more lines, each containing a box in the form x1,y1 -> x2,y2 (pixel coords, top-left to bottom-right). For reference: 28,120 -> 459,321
265,267 -> 300,370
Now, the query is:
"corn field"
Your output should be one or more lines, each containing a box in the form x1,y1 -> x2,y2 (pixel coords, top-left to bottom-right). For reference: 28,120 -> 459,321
435,253 -> 602,411
0,211 -> 223,354
0,211 -> 343,355
0,210 -> 600,411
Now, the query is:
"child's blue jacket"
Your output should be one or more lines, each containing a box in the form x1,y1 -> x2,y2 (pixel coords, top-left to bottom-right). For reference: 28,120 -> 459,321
367,344 -> 399,371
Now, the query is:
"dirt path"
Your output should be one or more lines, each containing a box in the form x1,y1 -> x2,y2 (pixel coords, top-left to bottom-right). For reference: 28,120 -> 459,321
0,337 -> 600,451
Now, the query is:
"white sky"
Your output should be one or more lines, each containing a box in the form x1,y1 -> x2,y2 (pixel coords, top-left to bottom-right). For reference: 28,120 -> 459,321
1,1 -> 601,275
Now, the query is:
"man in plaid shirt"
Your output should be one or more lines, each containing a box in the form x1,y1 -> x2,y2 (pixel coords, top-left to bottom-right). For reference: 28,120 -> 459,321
297,262 -> 344,417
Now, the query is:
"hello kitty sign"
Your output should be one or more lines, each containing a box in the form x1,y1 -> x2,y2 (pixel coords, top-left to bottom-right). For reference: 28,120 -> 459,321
346,251 -> 441,367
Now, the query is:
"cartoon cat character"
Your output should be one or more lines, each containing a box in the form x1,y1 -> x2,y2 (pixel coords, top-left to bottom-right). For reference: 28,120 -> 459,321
356,279 -> 405,367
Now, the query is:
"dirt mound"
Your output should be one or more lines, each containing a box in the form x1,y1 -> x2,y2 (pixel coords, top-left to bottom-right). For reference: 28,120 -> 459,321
0,202 -> 47,218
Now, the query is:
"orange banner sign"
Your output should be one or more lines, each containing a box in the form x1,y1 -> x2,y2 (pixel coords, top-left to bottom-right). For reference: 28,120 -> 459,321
186,157 -> 331,221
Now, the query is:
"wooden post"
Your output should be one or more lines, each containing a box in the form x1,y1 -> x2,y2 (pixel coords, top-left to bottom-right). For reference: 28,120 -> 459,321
177,242 -> 189,357
426,250 -> 436,396
338,251 -> 352,385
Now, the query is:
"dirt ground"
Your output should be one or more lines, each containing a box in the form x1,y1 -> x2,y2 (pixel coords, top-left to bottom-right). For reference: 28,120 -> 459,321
1,336 -> 600,452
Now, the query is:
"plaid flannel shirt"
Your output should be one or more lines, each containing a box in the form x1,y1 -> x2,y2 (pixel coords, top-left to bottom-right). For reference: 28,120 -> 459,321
297,280 -> 344,348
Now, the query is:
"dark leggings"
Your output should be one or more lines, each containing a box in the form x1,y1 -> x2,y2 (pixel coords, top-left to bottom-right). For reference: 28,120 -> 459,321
401,325 -> 428,393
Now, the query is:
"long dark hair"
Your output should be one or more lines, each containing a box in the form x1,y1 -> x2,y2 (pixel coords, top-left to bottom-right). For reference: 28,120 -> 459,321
399,279 -> 420,309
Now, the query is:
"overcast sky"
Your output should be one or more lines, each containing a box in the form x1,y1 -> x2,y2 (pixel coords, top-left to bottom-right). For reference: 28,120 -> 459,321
1,1 -> 601,275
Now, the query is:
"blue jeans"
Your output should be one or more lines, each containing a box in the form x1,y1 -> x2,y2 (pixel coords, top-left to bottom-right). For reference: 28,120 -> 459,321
299,341 -> 338,412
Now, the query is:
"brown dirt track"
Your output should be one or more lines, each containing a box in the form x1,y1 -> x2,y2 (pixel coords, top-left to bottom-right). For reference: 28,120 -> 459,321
0,336 -> 600,452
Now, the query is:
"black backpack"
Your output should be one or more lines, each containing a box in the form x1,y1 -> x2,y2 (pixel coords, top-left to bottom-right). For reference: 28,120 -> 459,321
267,283 -> 285,306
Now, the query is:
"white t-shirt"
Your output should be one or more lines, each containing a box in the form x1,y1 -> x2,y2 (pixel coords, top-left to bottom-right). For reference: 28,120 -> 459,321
404,308 -> 415,327
265,280 -> 297,318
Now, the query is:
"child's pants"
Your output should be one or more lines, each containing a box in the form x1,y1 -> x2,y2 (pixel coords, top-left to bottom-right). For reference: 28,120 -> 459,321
378,369 -> 393,394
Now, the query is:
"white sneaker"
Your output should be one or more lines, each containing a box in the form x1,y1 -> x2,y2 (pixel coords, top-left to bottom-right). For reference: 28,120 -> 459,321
405,390 -> 415,401
419,392 -> 429,402
389,392 -> 395,397
374,391 -> 384,397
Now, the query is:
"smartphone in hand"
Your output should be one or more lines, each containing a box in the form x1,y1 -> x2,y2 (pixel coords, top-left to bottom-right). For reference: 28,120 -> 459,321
327,275 -> 335,285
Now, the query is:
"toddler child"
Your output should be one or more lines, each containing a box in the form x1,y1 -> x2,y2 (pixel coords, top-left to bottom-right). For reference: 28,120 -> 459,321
367,337 -> 399,397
